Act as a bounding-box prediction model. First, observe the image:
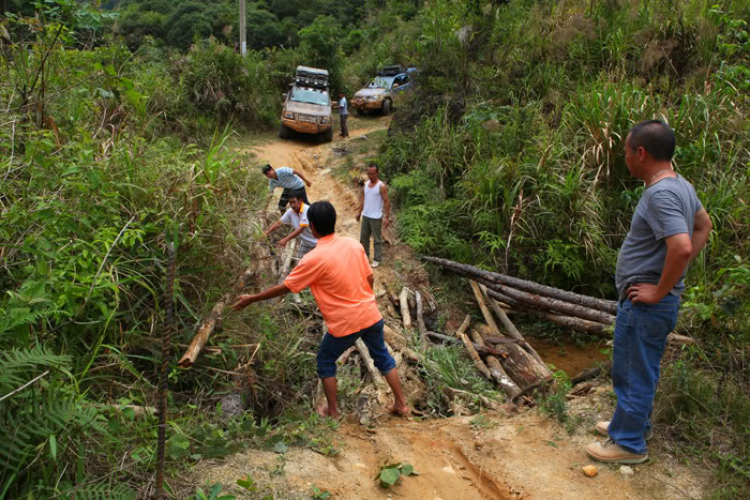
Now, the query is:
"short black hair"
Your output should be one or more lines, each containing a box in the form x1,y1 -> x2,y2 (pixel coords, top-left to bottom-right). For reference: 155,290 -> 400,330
628,120 -> 676,161
307,201 -> 336,236
367,163 -> 379,171
288,188 -> 305,200
261,164 -> 273,175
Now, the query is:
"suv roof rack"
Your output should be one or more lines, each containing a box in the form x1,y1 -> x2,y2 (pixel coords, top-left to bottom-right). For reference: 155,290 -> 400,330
296,65 -> 329,89
377,65 -> 404,77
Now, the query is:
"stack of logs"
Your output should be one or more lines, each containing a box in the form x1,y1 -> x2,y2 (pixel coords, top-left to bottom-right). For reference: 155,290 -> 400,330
423,256 -> 618,336
389,283 -> 553,402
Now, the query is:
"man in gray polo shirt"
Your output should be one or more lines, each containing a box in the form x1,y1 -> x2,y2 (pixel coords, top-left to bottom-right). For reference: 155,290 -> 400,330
586,120 -> 712,464
263,164 -> 312,213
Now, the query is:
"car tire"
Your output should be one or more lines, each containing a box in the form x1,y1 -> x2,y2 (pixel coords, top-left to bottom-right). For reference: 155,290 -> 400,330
322,127 -> 334,143
382,99 -> 391,116
279,123 -> 291,139
356,108 -> 365,117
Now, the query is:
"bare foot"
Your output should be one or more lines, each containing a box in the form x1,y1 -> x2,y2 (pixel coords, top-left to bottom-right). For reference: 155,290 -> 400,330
316,405 -> 340,420
388,403 -> 411,418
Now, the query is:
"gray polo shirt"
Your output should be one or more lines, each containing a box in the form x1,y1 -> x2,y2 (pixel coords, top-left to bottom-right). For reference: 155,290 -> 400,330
615,174 -> 703,299
268,167 -> 304,193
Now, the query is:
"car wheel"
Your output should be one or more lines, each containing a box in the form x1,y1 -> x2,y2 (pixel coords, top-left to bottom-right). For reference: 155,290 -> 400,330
382,99 -> 391,116
279,123 -> 290,139
323,127 -> 333,143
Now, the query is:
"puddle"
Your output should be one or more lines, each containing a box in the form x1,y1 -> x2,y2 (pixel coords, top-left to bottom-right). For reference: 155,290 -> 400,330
527,337 -> 610,378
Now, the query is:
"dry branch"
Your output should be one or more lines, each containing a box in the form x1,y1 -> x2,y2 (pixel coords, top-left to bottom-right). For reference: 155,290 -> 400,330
425,331 -> 508,358
399,287 -> 412,331
460,333 -> 492,380
424,256 -> 617,314
179,241 -> 272,369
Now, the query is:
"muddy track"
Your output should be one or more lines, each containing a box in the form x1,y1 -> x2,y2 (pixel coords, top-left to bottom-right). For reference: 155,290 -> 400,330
197,121 -> 710,500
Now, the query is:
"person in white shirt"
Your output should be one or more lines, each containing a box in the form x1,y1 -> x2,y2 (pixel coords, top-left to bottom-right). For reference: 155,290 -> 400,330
262,164 -> 312,214
336,91 -> 349,138
356,164 -> 391,268
264,189 -> 317,263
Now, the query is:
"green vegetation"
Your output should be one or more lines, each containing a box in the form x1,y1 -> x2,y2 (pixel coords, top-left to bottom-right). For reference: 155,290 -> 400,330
373,0 -> 749,496
2,0 -> 749,497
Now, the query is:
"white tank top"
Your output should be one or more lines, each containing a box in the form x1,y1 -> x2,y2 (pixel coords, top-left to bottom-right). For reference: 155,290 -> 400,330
362,180 -> 384,219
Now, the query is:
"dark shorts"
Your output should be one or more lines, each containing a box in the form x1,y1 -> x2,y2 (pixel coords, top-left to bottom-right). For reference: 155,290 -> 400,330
316,319 -> 395,379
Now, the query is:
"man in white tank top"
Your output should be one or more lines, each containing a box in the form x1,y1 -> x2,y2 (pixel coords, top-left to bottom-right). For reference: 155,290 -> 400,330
356,164 -> 391,268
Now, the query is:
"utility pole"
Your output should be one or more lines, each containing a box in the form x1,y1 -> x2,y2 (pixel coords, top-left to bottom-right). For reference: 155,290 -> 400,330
239,0 -> 246,57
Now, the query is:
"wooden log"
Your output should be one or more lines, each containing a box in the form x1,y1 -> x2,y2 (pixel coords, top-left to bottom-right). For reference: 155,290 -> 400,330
355,338 -> 387,401
668,333 -> 695,345
484,287 -> 612,336
454,314 -> 472,338
571,361 -> 612,385
475,324 -> 551,394
179,264 -> 261,369
415,291 -> 428,351
423,256 -> 617,314
399,287 -> 412,332
470,328 -> 522,400
425,331 -> 508,358
479,283 -> 552,374
278,239 -> 297,283
482,280 -> 616,325
460,333 -> 492,380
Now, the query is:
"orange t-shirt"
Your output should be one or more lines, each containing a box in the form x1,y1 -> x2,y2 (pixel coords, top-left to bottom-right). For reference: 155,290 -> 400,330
284,234 -> 382,337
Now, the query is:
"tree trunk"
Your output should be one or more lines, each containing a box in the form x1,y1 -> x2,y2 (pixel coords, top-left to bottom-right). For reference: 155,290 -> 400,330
481,279 -> 616,325
484,287 -> 612,336
424,256 -> 617,314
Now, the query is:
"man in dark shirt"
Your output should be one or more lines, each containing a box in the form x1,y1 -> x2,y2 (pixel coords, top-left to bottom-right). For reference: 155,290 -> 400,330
586,120 -> 712,464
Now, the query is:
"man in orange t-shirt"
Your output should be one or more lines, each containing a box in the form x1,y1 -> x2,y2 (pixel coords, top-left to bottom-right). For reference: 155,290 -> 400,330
232,201 -> 410,419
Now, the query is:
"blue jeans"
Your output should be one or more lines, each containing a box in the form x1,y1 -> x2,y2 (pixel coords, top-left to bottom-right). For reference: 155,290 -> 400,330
316,319 -> 395,379
609,295 -> 680,454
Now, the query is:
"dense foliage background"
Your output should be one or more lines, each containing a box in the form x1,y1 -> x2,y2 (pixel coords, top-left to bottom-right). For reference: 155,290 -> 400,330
1,0 -> 748,498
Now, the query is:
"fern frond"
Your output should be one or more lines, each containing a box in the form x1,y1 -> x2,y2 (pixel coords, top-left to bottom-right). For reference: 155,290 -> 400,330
0,388 -> 102,471
61,483 -> 136,500
0,346 -> 71,393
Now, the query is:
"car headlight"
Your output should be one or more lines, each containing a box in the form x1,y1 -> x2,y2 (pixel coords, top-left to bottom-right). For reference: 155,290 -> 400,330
320,117 -> 331,124
284,111 -> 294,119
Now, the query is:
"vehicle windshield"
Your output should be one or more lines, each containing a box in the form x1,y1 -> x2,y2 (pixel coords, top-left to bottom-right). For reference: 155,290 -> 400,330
368,77 -> 394,89
290,88 -> 330,106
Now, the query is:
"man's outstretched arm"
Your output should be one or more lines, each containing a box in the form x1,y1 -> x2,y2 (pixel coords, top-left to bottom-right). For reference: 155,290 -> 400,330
232,284 -> 291,311
279,227 -> 305,247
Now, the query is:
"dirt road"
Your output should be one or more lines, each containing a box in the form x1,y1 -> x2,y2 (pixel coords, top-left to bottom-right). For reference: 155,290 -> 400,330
197,120 -> 709,499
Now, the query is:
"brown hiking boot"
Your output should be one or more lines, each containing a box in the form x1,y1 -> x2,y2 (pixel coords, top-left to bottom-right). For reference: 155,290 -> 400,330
586,438 -> 648,464
596,421 -> 653,441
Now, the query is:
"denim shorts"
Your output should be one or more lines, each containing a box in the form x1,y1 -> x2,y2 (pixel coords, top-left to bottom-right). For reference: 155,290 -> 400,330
316,319 -> 396,379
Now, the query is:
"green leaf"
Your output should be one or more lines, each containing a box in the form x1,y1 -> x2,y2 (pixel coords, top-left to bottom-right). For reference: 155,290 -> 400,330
273,441 -> 288,454
400,464 -> 414,476
49,434 -> 57,461
122,407 -> 136,421
379,467 -> 400,487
